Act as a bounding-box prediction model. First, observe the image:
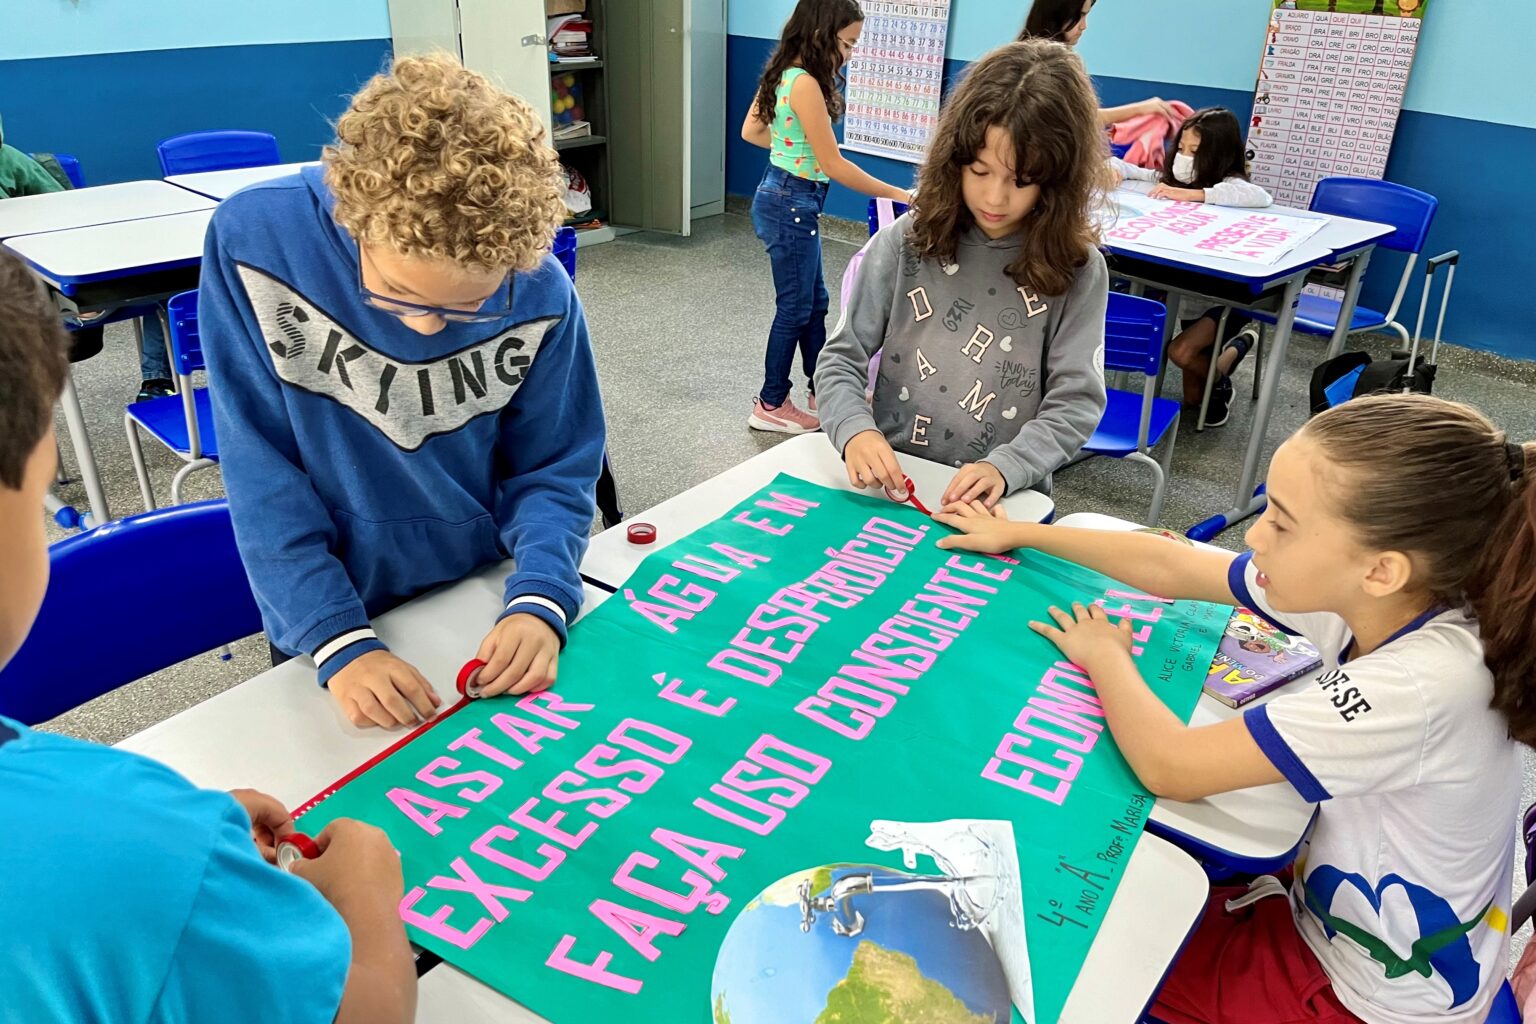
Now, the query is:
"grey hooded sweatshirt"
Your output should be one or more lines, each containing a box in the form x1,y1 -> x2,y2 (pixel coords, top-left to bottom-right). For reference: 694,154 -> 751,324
815,214 -> 1108,493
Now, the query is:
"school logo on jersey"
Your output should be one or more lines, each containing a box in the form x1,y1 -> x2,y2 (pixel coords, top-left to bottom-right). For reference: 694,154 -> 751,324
1301,864 -> 1489,1008
236,264 -> 557,451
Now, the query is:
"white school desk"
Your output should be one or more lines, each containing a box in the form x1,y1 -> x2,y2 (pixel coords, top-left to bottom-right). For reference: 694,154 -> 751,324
117,563 -> 1208,1024
0,179 -> 213,240
578,433 -> 1057,590
1055,512 -> 1317,871
4,209 -> 214,526
5,208 -> 213,293
1102,181 -> 1394,542
165,161 -> 319,200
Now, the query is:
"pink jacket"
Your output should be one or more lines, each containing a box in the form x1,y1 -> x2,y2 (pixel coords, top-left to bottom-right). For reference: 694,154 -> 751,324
1110,101 -> 1195,171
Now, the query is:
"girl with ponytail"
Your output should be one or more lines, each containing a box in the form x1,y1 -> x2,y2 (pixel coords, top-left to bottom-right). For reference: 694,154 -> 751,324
935,392 -> 1534,1024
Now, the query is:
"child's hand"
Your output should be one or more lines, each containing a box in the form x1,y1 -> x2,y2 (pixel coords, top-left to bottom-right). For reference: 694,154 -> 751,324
1140,97 -> 1178,120
933,499 -> 1021,554
229,788 -> 296,864
943,461 -> 1006,507
329,651 -> 442,729
1149,184 -> 1205,203
1030,602 -> 1136,674
288,818 -> 404,912
475,614 -> 560,697
844,430 -> 907,497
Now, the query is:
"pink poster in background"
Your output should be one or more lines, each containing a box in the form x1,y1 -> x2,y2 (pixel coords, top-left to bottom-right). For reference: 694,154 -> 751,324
1098,195 -> 1328,265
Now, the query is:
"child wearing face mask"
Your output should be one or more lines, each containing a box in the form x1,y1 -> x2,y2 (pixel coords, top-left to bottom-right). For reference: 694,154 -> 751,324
1114,108 -> 1270,424
1113,107 -> 1271,208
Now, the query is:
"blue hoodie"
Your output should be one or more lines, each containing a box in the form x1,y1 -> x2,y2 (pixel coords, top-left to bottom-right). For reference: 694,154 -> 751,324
200,166 -> 604,685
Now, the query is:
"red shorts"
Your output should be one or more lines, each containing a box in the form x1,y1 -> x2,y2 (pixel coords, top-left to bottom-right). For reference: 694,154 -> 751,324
1148,881 -> 1364,1024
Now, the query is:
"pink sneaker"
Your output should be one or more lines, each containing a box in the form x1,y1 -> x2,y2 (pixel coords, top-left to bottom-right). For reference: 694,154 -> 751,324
749,396 -> 820,434
808,393 -> 818,414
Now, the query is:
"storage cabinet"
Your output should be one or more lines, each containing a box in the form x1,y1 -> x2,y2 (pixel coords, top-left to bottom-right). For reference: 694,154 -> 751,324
387,0 -> 725,241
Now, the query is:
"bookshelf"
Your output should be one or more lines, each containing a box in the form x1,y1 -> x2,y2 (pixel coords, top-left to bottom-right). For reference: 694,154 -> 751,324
548,0 -> 613,247
387,0 -> 726,240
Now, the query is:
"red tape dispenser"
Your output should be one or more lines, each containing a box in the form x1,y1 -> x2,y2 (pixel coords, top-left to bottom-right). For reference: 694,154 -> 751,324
457,658 -> 487,700
884,474 -> 933,516
276,831 -> 321,872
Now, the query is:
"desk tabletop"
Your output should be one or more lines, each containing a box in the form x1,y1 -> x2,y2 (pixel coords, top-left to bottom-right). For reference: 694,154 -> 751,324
3,209 -> 213,290
0,180 -> 214,240
1054,512 -> 1316,865
166,161 -> 319,200
579,433 -> 1057,590
1102,180 -> 1393,286
119,566 -> 1205,1024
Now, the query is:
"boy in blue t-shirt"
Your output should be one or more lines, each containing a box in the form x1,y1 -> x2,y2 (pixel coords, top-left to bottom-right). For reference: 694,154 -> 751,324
200,54 -> 606,729
0,250 -> 417,1023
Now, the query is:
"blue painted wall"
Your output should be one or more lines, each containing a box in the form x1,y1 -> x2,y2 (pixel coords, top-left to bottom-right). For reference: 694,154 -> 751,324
0,1 -> 391,186
727,3 -> 1535,359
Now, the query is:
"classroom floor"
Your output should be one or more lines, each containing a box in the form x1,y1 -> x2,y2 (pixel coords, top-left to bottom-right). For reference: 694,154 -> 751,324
39,210 -> 1536,958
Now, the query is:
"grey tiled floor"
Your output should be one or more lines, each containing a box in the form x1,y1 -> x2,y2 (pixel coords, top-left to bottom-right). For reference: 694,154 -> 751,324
37,212 -> 1536,961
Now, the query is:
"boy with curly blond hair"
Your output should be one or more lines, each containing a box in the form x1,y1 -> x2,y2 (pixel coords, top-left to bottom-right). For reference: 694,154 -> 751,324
202,54 -> 605,729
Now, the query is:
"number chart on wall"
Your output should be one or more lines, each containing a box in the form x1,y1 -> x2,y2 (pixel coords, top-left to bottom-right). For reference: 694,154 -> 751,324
1247,0 -> 1430,209
843,0 -> 953,164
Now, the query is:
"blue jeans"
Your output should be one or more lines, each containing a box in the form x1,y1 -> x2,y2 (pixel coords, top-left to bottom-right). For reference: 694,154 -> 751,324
751,166 -> 830,408
139,307 -> 171,381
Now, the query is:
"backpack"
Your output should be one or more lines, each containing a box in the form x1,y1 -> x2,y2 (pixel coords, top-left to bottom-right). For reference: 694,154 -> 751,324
1308,350 -> 1437,416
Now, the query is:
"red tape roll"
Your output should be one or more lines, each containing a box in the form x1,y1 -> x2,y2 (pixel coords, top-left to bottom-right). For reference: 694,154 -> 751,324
457,658 -> 487,699
276,831 -> 321,872
627,522 -> 658,545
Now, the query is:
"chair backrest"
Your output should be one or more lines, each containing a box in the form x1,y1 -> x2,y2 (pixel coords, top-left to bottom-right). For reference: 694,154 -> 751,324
1103,292 -> 1169,377
553,226 -> 578,282
1310,177 -> 1437,255
157,130 -> 281,176
166,290 -> 204,376
0,501 -> 263,725
866,197 -> 909,237
54,153 -> 85,188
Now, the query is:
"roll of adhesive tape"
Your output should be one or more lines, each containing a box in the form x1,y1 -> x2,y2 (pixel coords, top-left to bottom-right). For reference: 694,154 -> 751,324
627,522 -> 658,545
457,658 -> 487,699
276,831 -> 321,872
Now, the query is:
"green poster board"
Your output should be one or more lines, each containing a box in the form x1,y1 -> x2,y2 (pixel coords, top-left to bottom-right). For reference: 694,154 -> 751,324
300,476 -> 1227,1023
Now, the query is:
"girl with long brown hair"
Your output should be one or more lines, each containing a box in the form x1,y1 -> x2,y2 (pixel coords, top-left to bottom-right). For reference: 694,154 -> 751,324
740,0 -> 909,435
936,391 -> 1536,1024
815,40 -> 1109,507
1017,0 -> 1177,125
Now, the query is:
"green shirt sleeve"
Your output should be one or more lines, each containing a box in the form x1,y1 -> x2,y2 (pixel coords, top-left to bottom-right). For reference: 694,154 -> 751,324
0,144 -> 67,199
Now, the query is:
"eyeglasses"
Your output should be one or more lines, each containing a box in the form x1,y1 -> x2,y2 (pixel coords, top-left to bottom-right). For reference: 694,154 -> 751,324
356,248 -> 515,324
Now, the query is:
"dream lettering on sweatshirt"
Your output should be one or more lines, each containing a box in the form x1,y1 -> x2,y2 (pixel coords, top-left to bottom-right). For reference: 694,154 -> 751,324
236,264 -> 559,452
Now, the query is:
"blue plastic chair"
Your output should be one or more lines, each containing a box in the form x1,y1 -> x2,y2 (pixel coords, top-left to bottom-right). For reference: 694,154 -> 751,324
124,292 -> 218,510
53,153 -> 85,188
553,225 -> 578,280
1077,293 -> 1180,525
1249,177 -> 1442,353
156,130 -> 280,176
1489,983 -> 1520,1024
867,197 -> 910,237
0,501 -> 262,724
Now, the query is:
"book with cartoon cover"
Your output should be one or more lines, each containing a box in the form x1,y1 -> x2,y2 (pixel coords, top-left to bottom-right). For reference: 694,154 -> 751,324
1204,608 -> 1323,707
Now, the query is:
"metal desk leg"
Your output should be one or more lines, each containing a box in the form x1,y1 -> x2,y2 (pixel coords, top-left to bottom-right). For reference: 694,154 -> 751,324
58,369 -> 113,525
1187,275 -> 1305,542
1153,289 -> 1182,397
1325,248 -> 1374,361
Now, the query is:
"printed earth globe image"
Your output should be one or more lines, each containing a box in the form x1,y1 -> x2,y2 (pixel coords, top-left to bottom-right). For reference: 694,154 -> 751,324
710,863 -> 1012,1024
